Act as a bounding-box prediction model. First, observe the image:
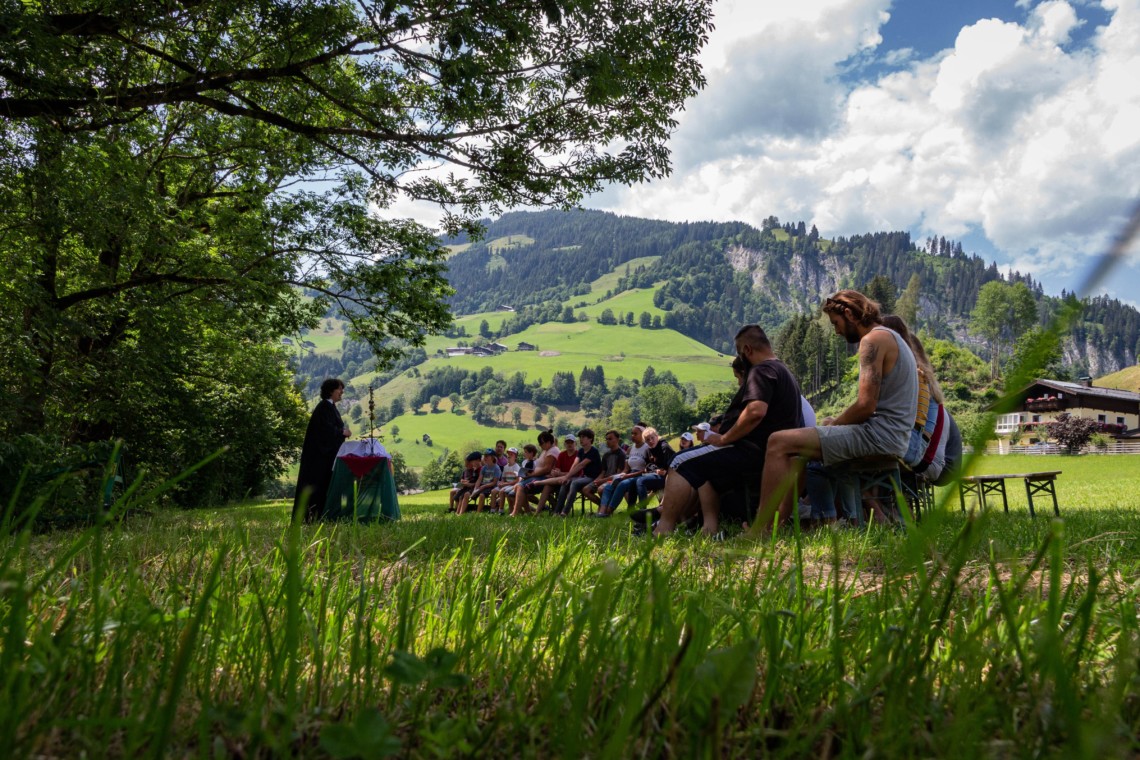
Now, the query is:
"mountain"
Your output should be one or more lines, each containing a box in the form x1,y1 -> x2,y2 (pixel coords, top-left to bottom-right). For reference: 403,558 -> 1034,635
444,210 -> 1139,373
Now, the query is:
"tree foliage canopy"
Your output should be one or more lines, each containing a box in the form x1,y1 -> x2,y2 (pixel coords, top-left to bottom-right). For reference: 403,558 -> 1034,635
0,0 -> 712,509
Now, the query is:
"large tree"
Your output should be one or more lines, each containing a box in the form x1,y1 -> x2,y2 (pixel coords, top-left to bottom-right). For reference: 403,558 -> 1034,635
0,0 -> 712,502
969,281 -> 1039,378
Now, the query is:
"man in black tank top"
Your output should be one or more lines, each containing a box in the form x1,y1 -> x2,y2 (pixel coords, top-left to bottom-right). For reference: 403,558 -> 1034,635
654,324 -> 803,537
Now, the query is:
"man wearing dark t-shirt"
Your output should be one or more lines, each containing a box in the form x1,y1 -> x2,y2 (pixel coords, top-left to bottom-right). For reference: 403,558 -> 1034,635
553,429 -> 602,516
654,324 -> 802,536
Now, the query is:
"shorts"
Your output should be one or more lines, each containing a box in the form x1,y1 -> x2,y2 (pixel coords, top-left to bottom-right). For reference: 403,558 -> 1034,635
816,422 -> 907,468
672,440 -> 764,493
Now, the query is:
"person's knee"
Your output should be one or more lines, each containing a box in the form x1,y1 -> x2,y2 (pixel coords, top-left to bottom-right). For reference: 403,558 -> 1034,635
767,429 -> 807,460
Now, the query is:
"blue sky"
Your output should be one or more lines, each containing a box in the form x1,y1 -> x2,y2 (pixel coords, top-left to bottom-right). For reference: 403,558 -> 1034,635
589,0 -> 1140,304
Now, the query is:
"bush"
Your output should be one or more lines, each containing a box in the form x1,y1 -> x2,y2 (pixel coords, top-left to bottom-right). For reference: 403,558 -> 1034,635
0,436 -> 129,530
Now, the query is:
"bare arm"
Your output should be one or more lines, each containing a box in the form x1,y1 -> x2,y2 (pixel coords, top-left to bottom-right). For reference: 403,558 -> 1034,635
530,455 -> 554,478
832,331 -> 894,426
704,401 -> 768,446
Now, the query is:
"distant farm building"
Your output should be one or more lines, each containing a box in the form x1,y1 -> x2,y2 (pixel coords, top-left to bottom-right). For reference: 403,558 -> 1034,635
517,341 -> 536,351
446,346 -> 473,357
994,378 -> 1140,437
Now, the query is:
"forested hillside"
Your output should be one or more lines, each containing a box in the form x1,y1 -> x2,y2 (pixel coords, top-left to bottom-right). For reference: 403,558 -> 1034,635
445,210 -> 1140,371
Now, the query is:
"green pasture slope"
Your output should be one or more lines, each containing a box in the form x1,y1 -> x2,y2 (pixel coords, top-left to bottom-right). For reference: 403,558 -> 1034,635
5,453 -> 1138,756
1097,363 -> 1140,391
341,259 -> 738,460
364,408 -> 550,469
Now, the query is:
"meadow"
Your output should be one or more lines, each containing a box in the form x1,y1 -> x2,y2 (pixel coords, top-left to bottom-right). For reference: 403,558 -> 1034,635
2,455 -> 1138,757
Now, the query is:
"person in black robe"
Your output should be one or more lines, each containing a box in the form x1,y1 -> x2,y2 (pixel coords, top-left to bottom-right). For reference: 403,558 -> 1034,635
293,378 -> 350,523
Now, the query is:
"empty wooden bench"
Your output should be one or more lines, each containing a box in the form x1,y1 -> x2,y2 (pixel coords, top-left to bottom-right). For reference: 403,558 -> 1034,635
958,471 -> 1061,517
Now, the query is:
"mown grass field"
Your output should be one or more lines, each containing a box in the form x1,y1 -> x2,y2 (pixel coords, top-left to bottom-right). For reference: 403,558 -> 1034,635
360,408 -> 551,469
3,455 -> 1138,756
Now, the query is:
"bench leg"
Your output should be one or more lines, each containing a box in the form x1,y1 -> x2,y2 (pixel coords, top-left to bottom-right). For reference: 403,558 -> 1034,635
1024,478 -> 1060,518
1000,480 -> 1009,514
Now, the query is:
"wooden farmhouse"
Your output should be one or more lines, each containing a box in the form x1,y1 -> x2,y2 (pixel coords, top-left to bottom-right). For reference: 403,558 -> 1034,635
994,378 -> 1140,438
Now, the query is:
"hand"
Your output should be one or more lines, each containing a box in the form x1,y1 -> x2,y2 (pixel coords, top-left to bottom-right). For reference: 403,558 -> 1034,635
821,416 -> 836,427
342,426 -> 351,438
703,431 -> 721,446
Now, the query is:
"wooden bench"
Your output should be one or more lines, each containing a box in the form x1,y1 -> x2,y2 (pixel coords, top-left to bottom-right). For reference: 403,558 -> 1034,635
958,471 -> 1061,517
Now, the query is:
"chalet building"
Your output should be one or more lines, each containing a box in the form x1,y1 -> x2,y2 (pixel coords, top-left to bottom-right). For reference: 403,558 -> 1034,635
497,305 -> 516,312
994,378 -> 1140,437
488,342 -> 510,353
280,337 -> 294,346
445,346 -> 473,357
517,341 -> 536,351
469,346 -> 496,357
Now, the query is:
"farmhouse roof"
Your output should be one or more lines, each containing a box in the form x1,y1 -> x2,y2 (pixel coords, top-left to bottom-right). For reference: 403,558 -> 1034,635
1021,379 -> 1140,403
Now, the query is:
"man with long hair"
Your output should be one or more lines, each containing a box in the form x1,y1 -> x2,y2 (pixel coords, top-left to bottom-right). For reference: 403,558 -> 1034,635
754,291 -> 918,535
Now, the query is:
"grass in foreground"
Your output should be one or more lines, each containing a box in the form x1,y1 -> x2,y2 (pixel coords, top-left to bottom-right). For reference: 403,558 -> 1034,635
1,455 -> 1138,757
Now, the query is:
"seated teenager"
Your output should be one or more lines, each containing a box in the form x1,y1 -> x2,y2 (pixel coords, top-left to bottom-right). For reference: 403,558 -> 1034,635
757,290 -> 918,535
490,447 -> 522,513
494,440 -> 509,468
597,425 -> 650,516
449,452 -> 483,513
553,429 -> 603,516
584,430 -> 626,507
654,326 -> 803,537
882,315 -> 952,483
634,427 -> 674,504
528,434 -> 578,513
511,431 -> 558,516
677,432 -> 696,451
501,444 -> 537,514
462,449 -> 501,514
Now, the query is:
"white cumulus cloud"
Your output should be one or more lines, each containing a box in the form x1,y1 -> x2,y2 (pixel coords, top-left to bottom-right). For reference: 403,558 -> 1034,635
593,0 -> 1140,297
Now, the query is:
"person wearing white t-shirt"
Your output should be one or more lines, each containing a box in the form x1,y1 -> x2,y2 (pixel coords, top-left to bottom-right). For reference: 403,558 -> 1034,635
490,448 -> 522,513
595,425 -> 650,517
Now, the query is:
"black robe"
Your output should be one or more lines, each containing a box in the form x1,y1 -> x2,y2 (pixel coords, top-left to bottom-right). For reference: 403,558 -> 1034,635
293,399 -> 346,522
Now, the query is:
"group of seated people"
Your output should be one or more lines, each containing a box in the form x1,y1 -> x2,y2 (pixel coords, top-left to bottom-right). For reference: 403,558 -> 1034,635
447,426 -> 698,517
447,289 -> 962,537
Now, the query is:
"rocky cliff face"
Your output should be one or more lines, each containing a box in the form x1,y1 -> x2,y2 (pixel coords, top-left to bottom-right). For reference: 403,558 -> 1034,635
1062,337 -> 1136,376
725,244 -> 851,310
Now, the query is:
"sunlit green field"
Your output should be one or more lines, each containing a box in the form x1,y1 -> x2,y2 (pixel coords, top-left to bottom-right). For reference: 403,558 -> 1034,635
366,410 -> 546,469
3,455 -> 1138,756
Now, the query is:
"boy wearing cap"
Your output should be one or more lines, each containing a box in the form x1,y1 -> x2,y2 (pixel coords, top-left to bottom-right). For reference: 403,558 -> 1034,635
474,449 -> 503,513
450,452 -> 483,514
490,447 -> 521,513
